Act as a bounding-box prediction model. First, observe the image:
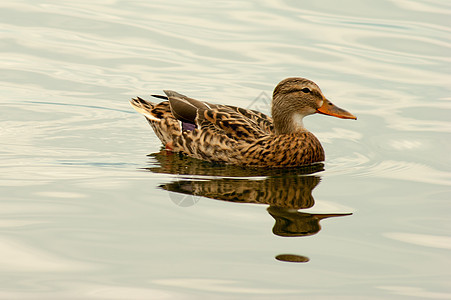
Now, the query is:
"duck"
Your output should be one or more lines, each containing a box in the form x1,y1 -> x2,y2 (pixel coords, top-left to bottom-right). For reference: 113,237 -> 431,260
130,77 -> 356,168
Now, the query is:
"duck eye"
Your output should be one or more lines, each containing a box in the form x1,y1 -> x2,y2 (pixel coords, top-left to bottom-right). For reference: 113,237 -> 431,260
301,87 -> 311,93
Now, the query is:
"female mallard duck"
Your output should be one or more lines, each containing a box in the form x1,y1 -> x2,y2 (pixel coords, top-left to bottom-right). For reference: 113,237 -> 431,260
130,77 -> 356,168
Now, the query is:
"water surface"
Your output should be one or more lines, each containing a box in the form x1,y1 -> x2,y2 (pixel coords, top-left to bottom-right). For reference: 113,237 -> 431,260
0,0 -> 450,299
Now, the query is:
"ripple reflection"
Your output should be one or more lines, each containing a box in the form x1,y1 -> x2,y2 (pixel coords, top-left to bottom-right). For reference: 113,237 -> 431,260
146,150 -> 352,263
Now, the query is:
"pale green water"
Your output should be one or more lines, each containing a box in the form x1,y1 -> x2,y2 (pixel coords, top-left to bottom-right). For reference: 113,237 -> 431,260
1,0 -> 450,299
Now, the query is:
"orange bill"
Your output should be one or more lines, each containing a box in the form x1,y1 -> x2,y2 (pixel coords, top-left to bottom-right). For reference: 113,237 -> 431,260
317,99 -> 357,120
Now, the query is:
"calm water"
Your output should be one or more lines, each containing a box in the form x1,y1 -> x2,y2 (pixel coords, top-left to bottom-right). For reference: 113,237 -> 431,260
1,0 -> 450,299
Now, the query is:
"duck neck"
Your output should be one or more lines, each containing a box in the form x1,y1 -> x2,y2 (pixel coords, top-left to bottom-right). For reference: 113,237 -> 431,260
272,110 -> 308,135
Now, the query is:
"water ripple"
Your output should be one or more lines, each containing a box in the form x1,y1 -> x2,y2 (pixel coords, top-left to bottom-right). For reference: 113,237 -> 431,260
0,0 -> 450,297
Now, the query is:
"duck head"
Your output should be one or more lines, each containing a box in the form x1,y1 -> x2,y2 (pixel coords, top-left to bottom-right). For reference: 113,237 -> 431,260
272,77 -> 356,134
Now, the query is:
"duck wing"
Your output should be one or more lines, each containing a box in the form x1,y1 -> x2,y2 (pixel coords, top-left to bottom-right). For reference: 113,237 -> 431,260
221,105 -> 274,135
163,90 -> 271,141
195,106 -> 268,141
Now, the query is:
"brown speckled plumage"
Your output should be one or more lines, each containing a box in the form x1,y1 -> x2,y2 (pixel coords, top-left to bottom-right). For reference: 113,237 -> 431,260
130,77 -> 356,168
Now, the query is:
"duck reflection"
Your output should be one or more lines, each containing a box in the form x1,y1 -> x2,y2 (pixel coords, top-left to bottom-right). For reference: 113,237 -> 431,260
145,150 -> 352,263
268,207 -> 351,237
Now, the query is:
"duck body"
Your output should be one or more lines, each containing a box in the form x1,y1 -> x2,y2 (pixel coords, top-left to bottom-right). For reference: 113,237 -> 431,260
130,77 -> 356,168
